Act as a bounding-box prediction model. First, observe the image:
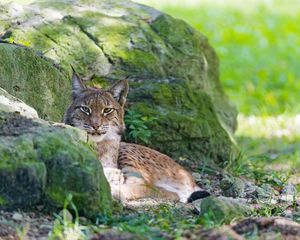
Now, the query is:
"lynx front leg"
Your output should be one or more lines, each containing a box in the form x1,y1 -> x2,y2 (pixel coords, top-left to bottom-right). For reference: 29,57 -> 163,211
103,167 -> 124,200
117,175 -> 150,201
97,139 -> 120,168
104,168 -> 150,201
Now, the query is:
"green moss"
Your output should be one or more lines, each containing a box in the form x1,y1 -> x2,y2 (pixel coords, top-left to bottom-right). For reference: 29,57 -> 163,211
200,196 -> 251,224
0,196 -> 7,205
150,14 -> 237,130
45,184 -> 107,217
220,177 -> 245,198
34,129 -> 112,217
119,49 -> 163,77
0,139 -> 37,168
0,112 -> 112,216
24,17 -> 111,77
36,1 -> 73,11
127,81 -> 238,165
0,43 -> 70,121
0,160 -> 47,209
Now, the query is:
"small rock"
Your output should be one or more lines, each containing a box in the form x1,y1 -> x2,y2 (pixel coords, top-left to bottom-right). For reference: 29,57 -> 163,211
279,194 -> 295,203
191,199 -> 203,214
31,227 -> 38,233
0,88 -> 39,119
193,196 -> 251,224
25,215 -> 32,221
192,172 -> 202,183
283,183 -> 297,194
244,182 -> 280,202
232,217 -> 300,237
192,226 -> 244,240
244,181 -> 257,198
12,212 -> 23,221
282,209 -> 293,218
220,176 -> 245,198
258,184 -> 277,199
40,224 -> 53,230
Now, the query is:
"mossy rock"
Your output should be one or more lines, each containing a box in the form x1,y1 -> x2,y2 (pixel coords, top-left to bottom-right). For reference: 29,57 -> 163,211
128,82 -> 237,164
0,43 -> 70,121
197,196 -> 251,224
0,0 -> 238,164
0,111 -> 112,218
220,176 -> 245,198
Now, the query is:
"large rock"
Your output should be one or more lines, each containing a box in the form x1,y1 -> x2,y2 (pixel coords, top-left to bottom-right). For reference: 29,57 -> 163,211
0,110 -> 112,217
0,0 -> 238,164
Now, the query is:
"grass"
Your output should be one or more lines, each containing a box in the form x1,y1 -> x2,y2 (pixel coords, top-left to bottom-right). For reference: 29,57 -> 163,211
50,202 -> 227,240
237,114 -> 300,181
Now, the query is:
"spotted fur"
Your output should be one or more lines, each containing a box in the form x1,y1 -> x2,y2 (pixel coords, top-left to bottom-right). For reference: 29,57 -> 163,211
64,71 -> 209,202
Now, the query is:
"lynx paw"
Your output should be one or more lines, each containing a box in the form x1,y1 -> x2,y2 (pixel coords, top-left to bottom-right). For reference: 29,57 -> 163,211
103,167 -> 124,185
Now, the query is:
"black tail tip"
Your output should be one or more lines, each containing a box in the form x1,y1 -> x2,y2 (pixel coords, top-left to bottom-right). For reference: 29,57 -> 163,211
187,190 -> 210,203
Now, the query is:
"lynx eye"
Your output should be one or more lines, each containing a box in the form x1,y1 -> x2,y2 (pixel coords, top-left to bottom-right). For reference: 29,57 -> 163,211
103,108 -> 114,114
79,106 -> 91,115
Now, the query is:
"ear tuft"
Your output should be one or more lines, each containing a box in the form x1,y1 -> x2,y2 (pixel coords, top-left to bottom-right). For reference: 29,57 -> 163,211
71,66 -> 86,99
108,80 -> 129,106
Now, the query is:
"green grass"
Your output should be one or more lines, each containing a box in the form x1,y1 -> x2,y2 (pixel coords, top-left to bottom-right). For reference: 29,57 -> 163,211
236,114 -> 300,178
50,202 -> 228,240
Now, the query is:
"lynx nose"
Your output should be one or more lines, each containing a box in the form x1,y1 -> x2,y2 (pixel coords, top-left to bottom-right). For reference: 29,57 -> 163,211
92,123 -> 100,130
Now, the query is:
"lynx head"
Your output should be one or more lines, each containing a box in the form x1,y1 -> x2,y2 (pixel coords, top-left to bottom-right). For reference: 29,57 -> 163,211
63,71 -> 129,142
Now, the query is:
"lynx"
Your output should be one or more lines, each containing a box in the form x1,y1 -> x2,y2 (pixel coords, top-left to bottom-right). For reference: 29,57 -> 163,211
64,72 -> 210,203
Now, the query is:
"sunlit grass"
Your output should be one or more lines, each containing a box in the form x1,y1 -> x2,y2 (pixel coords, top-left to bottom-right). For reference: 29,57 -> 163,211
237,114 -> 300,139
237,114 -> 300,176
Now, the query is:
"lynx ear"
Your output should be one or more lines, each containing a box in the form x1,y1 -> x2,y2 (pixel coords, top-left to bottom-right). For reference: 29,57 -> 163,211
71,67 -> 86,99
108,80 -> 129,106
